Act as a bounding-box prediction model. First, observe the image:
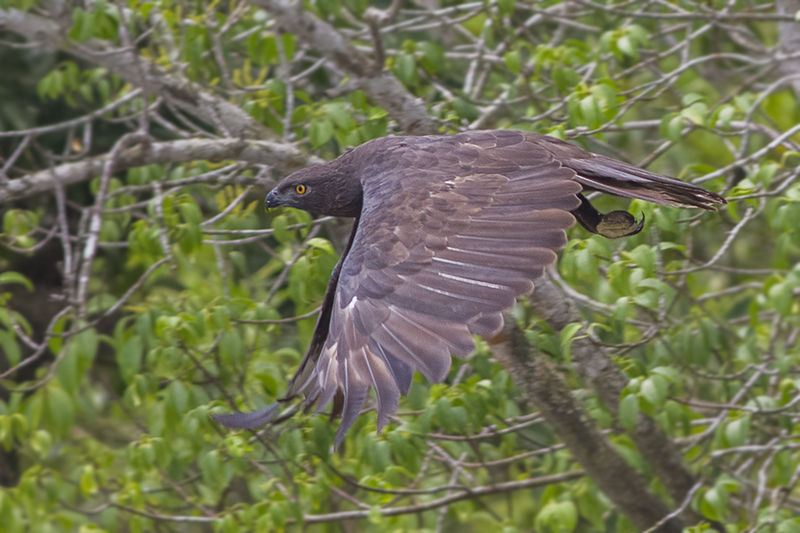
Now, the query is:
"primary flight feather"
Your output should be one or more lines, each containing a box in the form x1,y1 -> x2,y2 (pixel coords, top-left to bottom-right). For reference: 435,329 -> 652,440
214,130 -> 726,447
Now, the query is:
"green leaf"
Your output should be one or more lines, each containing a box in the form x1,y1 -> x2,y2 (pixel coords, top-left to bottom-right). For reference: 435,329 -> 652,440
178,199 -> 202,226
700,486 -> 728,521
44,384 -> 75,439
219,330 -> 245,367
198,450 -> 224,491
576,484 -> 607,528
552,66 -> 577,93
768,281 -> 793,316
616,35 -> 637,59
367,505 -> 383,524
0,332 -> 21,367
80,465 -> 98,495
322,102 -> 351,129
498,0 -> 515,16
659,113 -> 684,141
629,245 -> 656,274
393,54 -> 417,85
724,417 -> 749,447
263,35 -> 279,64
640,375 -> 668,408
117,335 -> 143,383
681,101 -> 709,125
777,518 -> 800,533
0,271 -> 33,291
306,237 -> 335,255
579,95 -> 599,126
559,322 -> 582,362
281,32 -> 296,60
452,97 -> 479,121
715,105 -> 735,129
309,118 -> 333,148
57,327 -> 98,394
504,50 -> 522,75
166,380 -> 189,426
419,42 -> 445,74
535,500 -> 578,532
271,214 -> 291,243
69,8 -> 94,42
619,393 -> 639,430
651,366 -> 681,385
30,429 -> 53,458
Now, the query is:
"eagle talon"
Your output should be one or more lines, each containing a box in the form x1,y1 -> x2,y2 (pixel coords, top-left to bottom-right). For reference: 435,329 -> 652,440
571,194 -> 645,238
596,210 -> 645,239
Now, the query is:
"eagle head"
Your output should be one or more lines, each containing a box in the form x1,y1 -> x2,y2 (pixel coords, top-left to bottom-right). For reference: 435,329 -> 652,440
266,156 -> 363,218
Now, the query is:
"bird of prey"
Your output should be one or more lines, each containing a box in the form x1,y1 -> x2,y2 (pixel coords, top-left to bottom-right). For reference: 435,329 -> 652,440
214,129 -> 725,446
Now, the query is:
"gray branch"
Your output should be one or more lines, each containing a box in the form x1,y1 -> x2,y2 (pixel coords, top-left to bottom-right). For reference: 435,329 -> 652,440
492,321 -> 684,533
777,0 -> 800,96
1,138 -> 318,202
250,0 -> 437,135
528,278 -> 723,531
0,7 -> 271,139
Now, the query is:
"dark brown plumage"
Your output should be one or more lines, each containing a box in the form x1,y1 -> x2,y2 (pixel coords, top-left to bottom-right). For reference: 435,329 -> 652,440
214,130 -> 725,446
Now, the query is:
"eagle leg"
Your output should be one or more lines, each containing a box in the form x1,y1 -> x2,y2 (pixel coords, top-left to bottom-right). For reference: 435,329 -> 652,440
571,194 -> 644,239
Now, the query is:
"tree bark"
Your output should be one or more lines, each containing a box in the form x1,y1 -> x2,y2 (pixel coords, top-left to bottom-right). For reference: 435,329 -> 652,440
777,0 -> 800,96
528,277 -> 722,531
0,7 -> 272,139
492,322 -> 684,533
251,0 -> 437,135
1,138 -> 318,202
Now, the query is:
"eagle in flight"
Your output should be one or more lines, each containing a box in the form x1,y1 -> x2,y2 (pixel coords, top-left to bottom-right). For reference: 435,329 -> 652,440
214,129 -> 725,447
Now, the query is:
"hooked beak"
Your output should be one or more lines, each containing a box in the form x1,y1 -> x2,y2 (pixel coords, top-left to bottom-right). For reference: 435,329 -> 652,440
264,189 -> 279,211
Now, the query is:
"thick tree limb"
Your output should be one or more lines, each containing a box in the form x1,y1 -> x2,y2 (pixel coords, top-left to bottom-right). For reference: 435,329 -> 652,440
250,0 -> 437,135
492,321 -> 684,533
0,139 -> 318,202
528,277 -> 723,532
0,7 -> 271,139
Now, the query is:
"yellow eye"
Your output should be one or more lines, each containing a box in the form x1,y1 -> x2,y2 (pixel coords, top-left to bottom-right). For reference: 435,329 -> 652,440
295,184 -> 307,195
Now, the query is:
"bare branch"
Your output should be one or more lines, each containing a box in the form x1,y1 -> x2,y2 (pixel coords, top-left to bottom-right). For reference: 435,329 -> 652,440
777,0 -> 800,96
529,276 -> 720,530
492,320 -> 685,533
0,7 -> 270,139
1,138 -> 318,202
300,471 -> 586,524
250,0 -> 437,134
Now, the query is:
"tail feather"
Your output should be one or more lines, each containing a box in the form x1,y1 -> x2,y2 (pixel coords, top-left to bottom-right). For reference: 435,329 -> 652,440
567,155 -> 726,210
532,134 -> 726,210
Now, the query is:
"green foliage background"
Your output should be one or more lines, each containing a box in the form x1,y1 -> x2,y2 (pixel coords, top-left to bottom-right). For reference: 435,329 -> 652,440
1,0 -> 799,531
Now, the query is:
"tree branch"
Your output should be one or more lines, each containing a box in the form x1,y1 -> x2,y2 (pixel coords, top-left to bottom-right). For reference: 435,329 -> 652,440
492,320 -> 685,533
528,276 -> 723,531
0,7 -> 271,139
250,0 -> 437,135
300,470 -> 585,524
777,0 -> 800,96
1,138 -> 318,202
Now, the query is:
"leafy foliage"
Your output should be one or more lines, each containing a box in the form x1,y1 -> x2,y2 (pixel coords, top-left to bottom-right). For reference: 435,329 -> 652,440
1,0 -> 799,531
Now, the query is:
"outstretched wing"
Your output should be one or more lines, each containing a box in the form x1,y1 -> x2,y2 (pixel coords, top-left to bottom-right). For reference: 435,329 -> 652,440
294,131 -> 583,446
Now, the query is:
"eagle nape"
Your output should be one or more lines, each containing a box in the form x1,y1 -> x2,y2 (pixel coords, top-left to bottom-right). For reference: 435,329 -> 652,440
214,129 -> 725,447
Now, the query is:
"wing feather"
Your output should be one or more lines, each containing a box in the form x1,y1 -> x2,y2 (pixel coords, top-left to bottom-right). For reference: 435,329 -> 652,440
370,339 -> 414,394
216,130 -> 724,443
288,135 -> 582,446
